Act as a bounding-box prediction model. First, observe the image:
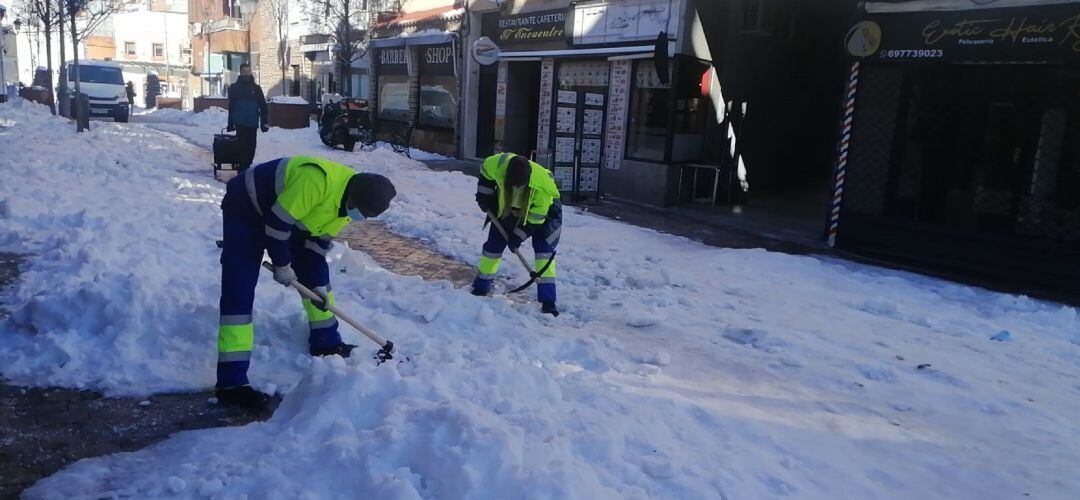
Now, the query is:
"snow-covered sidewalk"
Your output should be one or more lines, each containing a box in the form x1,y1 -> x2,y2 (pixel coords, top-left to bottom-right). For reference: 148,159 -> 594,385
2,100 -> 1078,499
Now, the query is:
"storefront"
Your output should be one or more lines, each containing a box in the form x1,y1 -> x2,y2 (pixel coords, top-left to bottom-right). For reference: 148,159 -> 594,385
466,0 -> 713,204
369,5 -> 465,157
832,0 -> 1080,294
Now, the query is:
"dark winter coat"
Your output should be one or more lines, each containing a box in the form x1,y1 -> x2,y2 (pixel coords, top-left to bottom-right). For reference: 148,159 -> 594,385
228,76 -> 268,129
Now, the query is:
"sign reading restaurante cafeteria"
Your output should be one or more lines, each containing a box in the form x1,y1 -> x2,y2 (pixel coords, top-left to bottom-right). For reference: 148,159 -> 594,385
496,8 -> 567,44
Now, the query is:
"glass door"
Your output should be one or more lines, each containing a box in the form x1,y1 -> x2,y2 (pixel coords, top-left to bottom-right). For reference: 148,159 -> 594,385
552,60 -> 609,202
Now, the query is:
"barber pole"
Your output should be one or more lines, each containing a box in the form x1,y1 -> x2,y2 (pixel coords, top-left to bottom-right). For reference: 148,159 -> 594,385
827,61 -> 861,248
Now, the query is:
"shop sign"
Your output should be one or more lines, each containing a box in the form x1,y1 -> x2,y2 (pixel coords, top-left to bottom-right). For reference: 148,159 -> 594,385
473,36 -> 500,66
496,8 -> 567,44
377,47 -> 408,75
851,3 -> 1080,63
420,43 -> 455,76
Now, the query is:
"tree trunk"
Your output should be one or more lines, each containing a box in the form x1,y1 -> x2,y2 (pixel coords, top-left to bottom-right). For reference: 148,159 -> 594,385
44,3 -> 56,114
58,1 -> 68,118
342,0 -> 351,96
280,33 -> 287,96
70,3 -> 85,132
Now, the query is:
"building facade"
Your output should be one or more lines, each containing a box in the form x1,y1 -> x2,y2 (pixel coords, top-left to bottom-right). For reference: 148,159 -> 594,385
367,0 -> 465,157
462,0 -> 714,203
86,2 -> 191,104
831,0 -> 1080,295
189,0 -> 254,96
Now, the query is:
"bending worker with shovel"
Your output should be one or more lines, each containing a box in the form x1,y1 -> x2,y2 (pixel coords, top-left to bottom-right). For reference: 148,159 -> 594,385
216,156 -> 396,409
472,153 -> 562,316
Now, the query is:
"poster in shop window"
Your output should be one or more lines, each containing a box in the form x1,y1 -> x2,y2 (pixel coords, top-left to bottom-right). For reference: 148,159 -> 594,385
581,138 -> 602,165
604,60 -> 630,170
579,167 -> 599,192
557,90 -> 577,104
555,137 -> 576,163
553,167 -> 575,191
585,93 -> 604,107
583,109 -> 604,135
556,107 -> 577,133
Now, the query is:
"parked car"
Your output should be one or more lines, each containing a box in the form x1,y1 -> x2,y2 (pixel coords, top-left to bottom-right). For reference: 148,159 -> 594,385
66,60 -> 129,122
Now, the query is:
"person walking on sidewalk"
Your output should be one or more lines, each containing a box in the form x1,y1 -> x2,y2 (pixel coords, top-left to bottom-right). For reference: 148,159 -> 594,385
471,153 -> 563,316
216,156 -> 397,410
226,64 -> 268,170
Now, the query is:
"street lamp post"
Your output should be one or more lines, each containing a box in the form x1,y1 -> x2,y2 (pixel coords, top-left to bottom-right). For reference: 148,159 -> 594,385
67,0 -> 86,131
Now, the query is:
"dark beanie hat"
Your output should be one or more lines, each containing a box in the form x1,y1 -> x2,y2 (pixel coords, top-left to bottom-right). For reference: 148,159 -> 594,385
348,173 -> 397,217
507,155 -> 531,188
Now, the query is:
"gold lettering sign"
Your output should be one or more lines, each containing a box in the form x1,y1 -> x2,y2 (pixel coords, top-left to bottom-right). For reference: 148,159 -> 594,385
500,26 -> 565,41
1056,14 -> 1080,51
919,13 -> 1080,52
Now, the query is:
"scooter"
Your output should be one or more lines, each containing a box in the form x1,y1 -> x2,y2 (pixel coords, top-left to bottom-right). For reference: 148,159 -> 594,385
318,94 -> 375,152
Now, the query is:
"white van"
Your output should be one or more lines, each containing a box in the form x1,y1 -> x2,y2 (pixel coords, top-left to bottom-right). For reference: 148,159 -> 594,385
66,60 -> 129,122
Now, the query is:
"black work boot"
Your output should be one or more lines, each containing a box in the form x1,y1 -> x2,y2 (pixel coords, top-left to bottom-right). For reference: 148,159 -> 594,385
471,288 -> 488,297
216,385 -> 273,412
541,302 -> 560,317
310,342 -> 358,358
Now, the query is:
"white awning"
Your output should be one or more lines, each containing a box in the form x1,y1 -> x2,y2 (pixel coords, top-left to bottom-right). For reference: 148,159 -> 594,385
499,45 -> 662,60
370,31 -> 455,48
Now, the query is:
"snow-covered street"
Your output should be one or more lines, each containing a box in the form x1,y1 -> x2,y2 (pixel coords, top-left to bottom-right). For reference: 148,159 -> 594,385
2,99 -> 1078,499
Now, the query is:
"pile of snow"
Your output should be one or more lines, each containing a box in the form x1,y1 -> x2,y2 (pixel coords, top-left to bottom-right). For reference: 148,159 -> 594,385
3,100 -> 1080,498
137,106 -> 228,129
269,95 -> 309,105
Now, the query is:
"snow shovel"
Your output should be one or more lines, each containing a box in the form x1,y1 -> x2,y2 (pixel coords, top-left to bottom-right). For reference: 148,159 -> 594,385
261,261 -> 398,364
484,211 -> 555,294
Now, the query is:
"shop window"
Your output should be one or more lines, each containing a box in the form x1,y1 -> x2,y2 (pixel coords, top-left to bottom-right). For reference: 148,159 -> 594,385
418,44 -> 457,129
626,60 -> 670,161
626,59 -> 710,163
377,47 -> 410,123
378,74 -> 410,122
671,59 -> 710,162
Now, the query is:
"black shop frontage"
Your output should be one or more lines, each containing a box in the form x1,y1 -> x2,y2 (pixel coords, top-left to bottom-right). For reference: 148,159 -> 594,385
833,1 -> 1080,296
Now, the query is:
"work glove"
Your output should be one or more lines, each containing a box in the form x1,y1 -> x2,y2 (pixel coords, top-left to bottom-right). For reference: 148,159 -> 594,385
272,264 -> 297,286
226,124 -> 236,132
503,218 -> 525,250
261,124 -> 270,133
312,292 -> 330,312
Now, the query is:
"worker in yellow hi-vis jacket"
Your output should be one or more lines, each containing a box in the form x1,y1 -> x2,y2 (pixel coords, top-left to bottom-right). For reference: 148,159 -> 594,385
217,156 -> 396,410
471,153 -> 562,317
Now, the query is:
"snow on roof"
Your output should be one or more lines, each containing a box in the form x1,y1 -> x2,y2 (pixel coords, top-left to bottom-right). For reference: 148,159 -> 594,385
866,0 -> 1080,13
374,6 -> 465,29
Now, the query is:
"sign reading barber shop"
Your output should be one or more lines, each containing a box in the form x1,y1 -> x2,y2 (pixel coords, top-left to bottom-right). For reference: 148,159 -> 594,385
420,43 -> 455,76
850,3 -> 1080,63
378,47 -> 408,75
496,9 -> 567,44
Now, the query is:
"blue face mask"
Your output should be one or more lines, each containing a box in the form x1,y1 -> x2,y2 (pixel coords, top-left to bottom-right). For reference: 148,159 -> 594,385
347,207 -> 366,221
